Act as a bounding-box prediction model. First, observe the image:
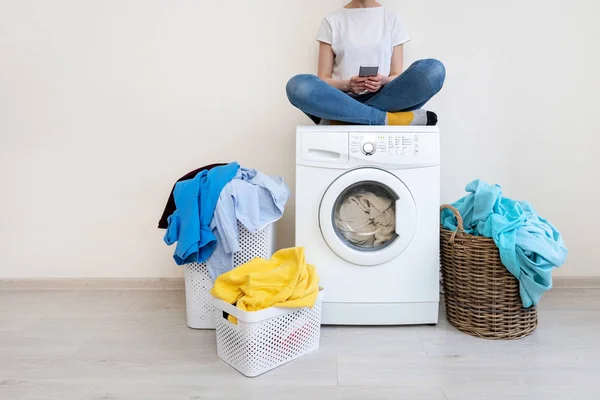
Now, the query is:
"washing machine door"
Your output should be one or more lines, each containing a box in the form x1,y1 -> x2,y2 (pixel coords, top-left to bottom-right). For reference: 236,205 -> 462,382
319,168 -> 417,266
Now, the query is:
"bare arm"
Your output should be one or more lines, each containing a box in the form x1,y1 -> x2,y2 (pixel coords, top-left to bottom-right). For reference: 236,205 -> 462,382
317,42 -> 350,92
384,44 -> 404,85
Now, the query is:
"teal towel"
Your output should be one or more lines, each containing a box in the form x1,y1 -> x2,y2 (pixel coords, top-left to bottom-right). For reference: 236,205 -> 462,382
441,180 -> 568,308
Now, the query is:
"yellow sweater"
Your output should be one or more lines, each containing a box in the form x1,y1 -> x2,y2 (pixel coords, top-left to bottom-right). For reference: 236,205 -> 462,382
211,247 -> 319,322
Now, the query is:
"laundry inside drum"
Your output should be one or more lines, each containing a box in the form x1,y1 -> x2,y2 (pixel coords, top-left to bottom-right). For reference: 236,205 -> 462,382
332,181 -> 398,251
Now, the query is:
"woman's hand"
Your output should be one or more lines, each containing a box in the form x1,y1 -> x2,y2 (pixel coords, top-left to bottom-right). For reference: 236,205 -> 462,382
365,74 -> 386,93
348,76 -> 368,94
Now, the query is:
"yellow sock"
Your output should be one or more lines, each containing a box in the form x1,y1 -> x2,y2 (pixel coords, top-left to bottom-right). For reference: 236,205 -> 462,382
386,111 -> 415,125
386,110 -> 437,126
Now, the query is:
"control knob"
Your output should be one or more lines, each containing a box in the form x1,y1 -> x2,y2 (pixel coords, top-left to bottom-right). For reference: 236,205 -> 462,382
362,142 -> 375,155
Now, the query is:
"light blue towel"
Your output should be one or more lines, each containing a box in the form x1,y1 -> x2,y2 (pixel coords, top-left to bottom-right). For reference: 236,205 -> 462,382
441,180 -> 568,308
164,162 -> 240,265
206,168 -> 290,281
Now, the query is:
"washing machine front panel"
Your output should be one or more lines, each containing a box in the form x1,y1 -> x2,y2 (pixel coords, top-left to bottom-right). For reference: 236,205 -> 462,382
296,126 -> 440,170
319,168 -> 417,266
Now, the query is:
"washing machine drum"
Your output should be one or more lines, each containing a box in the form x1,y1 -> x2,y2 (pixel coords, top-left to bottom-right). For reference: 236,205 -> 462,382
319,168 -> 417,266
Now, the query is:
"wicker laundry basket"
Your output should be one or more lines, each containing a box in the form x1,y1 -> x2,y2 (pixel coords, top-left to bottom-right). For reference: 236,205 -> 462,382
439,205 -> 538,340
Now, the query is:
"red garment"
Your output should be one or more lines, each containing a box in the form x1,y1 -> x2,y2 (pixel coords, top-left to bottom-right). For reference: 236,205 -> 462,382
157,163 -> 227,229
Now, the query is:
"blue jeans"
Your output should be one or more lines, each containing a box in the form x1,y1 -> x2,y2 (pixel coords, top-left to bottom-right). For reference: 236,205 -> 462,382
286,59 -> 446,125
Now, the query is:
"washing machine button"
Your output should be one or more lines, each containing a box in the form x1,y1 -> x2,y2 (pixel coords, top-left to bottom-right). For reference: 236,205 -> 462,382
362,142 -> 375,155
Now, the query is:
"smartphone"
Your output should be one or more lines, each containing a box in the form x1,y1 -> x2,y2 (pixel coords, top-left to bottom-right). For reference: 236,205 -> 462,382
359,66 -> 379,77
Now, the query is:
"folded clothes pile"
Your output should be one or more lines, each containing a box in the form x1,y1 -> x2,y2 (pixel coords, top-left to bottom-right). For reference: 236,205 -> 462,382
159,162 -> 291,281
441,179 -> 568,307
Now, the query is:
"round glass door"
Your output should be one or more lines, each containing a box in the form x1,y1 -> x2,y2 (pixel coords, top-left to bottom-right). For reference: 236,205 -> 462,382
319,168 -> 417,266
333,182 -> 398,252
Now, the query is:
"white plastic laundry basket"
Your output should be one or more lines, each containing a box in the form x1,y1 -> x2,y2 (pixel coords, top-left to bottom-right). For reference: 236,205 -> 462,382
213,289 -> 324,377
184,222 -> 276,329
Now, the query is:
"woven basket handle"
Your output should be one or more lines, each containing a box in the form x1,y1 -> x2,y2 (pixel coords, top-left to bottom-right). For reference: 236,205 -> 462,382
440,204 -> 465,233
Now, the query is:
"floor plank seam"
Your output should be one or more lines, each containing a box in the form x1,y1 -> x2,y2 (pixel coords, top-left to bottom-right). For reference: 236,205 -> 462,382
416,331 -> 430,356
335,354 -> 340,386
441,385 -> 450,400
1,276 -> 599,290
122,298 -> 140,313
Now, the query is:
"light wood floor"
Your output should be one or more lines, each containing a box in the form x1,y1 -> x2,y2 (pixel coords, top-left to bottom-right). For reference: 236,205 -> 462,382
1,288 -> 599,400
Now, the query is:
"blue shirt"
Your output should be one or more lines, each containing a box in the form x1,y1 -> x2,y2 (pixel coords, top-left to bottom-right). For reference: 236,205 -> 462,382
164,162 -> 239,265
206,168 -> 290,280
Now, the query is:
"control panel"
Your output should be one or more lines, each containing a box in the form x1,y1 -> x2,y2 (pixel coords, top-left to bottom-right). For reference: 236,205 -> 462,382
350,133 -> 422,157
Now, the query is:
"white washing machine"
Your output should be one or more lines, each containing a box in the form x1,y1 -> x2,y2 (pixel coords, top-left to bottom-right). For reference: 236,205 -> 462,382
295,125 -> 440,325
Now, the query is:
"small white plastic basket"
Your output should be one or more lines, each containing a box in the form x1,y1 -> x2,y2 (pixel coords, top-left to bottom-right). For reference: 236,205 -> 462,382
184,222 -> 275,329
213,289 -> 324,377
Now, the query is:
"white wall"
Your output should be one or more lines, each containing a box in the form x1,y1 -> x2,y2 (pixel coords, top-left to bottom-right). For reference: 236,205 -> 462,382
0,0 -> 598,278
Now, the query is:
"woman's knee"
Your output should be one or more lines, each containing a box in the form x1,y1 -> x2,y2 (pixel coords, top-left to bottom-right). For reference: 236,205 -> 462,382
414,59 -> 446,93
286,74 -> 319,105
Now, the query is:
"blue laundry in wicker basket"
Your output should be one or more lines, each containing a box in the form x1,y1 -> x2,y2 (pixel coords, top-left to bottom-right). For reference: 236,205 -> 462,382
441,179 -> 568,307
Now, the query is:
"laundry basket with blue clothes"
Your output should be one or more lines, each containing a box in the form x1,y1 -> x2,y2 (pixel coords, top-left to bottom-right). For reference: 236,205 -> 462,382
440,180 -> 568,340
159,162 -> 290,329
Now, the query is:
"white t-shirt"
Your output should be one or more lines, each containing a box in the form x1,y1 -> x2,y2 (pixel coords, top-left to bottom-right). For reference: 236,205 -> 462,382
317,7 -> 410,81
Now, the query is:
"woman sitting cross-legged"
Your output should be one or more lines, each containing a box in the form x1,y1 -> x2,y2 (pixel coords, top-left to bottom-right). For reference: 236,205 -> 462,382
286,0 -> 446,126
